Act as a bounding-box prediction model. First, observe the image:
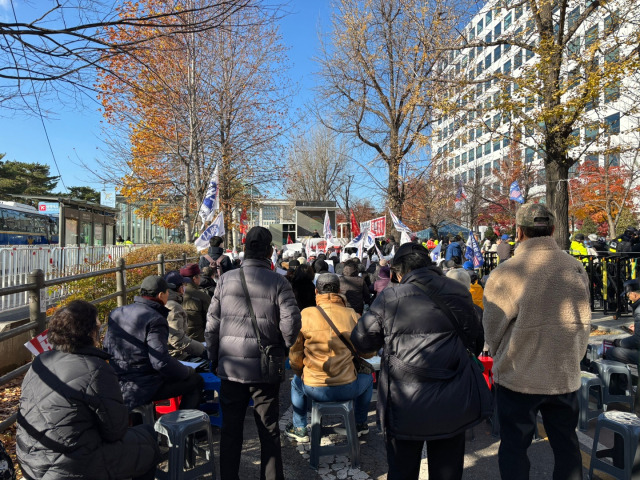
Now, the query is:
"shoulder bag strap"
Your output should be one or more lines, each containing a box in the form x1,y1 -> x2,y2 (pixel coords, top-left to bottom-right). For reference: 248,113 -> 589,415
239,268 -> 263,352
315,306 -> 359,359
411,281 -> 466,341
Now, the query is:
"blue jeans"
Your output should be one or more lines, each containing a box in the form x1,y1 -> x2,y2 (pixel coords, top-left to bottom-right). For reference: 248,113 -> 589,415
290,374 -> 373,428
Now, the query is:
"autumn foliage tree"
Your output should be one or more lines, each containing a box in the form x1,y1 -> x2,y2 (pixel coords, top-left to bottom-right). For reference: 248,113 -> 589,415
96,1 -> 292,242
569,160 -> 640,237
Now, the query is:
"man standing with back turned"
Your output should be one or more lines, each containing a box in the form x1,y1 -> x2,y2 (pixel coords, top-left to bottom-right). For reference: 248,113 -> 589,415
483,203 -> 591,480
205,226 -> 301,480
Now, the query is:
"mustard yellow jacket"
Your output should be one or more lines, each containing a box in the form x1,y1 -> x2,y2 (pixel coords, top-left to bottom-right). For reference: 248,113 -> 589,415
289,293 -> 371,387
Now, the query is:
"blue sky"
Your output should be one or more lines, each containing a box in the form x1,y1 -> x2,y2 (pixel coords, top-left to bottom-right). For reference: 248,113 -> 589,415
0,1 -> 332,193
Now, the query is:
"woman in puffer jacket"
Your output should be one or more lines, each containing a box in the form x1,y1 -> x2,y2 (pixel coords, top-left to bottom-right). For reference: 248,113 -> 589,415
16,300 -> 160,480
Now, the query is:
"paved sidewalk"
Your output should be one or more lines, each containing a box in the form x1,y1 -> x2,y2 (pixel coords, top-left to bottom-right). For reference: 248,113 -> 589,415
206,309 -> 636,479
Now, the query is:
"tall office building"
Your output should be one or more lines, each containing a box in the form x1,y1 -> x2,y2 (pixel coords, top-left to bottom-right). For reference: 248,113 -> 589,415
432,0 -> 639,205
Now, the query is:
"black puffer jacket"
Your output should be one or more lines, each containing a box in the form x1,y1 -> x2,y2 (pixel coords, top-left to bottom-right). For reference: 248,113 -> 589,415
104,296 -> 191,409
351,266 -> 483,441
205,258 -> 301,383
339,264 -> 371,314
16,347 -> 159,480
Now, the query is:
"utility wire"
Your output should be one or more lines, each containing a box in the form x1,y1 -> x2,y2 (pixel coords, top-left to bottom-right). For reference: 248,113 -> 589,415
10,0 -> 68,193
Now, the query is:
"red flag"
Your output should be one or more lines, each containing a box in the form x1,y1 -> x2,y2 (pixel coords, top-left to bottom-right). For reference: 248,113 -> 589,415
350,210 -> 360,237
287,234 -> 293,244
239,208 -> 248,235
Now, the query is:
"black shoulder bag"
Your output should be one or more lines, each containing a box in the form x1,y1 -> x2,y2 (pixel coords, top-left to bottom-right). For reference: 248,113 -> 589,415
239,269 -> 286,383
315,306 -> 374,375
412,282 -> 494,419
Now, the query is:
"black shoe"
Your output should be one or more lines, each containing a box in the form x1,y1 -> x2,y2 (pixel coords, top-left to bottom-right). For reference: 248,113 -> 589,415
356,423 -> 369,437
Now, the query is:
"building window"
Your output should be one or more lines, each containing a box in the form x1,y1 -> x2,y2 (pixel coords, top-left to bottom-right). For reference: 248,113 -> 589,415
477,19 -> 483,35
606,153 -> 619,167
469,168 -> 475,180
485,10 -> 492,25
484,162 -> 491,176
493,160 -> 500,171
449,158 -> 454,170
494,22 -> 501,37
585,154 -> 599,166
526,49 -> 534,61
585,125 -> 598,144
503,137 -> 510,148
568,7 -> 580,28
469,148 -> 475,161
514,49 -> 523,69
494,45 -> 502,62
525,147 -> 535,163
504,12 -> 512,29
470,129 -> 475,141
484,142 -> 491,155
476,165 -> 483,179
493,139 -> 501,152
476,126 -> 483,139
455,155 -> 461,168
462,171 -> 467,183
515,5 -> 523,19
605,113 -> 620,135
568,37 -> 581,56
504,59 -> 511,74
462,152 -> 468,164
476,145 -> 483,158
485,54 -> 492,69
585,25 -> 598,49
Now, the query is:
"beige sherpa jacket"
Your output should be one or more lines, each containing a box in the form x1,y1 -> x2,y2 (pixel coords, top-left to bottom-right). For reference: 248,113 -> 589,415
483,236 -> 591,395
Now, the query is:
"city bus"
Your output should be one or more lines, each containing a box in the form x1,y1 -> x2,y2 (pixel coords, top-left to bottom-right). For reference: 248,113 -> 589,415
0,201 -> 59,246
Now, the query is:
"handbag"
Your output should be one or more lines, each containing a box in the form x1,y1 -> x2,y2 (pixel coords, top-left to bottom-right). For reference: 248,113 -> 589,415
412,282 -> 494,420
239,269 -> 286,383
315,306 -> 375,375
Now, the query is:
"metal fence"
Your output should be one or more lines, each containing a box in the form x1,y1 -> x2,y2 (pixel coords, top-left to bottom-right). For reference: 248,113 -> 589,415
0,252 -> 196,432
0,245 -> 147,311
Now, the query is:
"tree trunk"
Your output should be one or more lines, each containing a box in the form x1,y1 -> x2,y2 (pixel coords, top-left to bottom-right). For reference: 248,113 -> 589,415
387,160 -> 403,240
545,161 -> 570,250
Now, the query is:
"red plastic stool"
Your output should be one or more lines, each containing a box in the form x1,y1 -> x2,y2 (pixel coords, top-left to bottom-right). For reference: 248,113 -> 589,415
154,396 -> 181,416
477,354 -> 494,390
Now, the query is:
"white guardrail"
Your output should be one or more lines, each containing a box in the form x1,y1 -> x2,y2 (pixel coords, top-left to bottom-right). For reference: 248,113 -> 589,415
0,245 -> 147,312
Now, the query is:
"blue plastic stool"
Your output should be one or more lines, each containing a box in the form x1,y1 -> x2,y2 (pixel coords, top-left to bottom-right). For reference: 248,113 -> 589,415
199,373 -> 223,427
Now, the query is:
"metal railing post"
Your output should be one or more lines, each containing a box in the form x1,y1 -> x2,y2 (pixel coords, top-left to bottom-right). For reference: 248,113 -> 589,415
157,254 -> 165,276
116,258 -> 126,307
182,252 -> 187,266
27,269 -> 46,334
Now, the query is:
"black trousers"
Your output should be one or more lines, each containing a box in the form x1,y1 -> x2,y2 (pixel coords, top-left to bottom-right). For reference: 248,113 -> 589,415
151,370 -> 204,410
219,379 -> 283,480
386,431 -> 466,480
497,385 -> 582,480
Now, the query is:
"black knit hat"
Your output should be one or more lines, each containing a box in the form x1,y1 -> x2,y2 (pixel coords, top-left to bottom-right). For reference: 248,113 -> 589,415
245,226 -> 272,257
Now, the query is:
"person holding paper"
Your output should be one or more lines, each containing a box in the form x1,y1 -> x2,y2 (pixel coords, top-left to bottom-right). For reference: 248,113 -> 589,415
104,275 -> 204,410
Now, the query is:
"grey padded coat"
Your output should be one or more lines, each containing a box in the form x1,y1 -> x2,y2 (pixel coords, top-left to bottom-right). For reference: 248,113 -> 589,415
204,258 -> 301,383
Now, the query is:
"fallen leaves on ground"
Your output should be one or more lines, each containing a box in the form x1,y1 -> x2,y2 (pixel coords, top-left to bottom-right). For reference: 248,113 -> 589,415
1,374 -> 25,479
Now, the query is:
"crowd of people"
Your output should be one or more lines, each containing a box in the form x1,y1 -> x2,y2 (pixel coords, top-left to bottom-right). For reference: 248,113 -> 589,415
14,203 -> 597,480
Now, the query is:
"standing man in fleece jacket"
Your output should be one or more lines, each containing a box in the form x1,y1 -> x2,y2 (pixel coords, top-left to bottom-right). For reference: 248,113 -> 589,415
483,202 -> 591,480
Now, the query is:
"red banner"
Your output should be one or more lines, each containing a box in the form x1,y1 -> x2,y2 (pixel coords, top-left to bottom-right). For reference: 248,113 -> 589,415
287,234 -> 293,244
360,216 -> 386,238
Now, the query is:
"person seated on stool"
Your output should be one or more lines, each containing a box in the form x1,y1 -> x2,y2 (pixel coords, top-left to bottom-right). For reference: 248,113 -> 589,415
105,275 -> 204,411
17,300 -> 160,480
286,273 -> 374,442
606,279 -> 640,365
